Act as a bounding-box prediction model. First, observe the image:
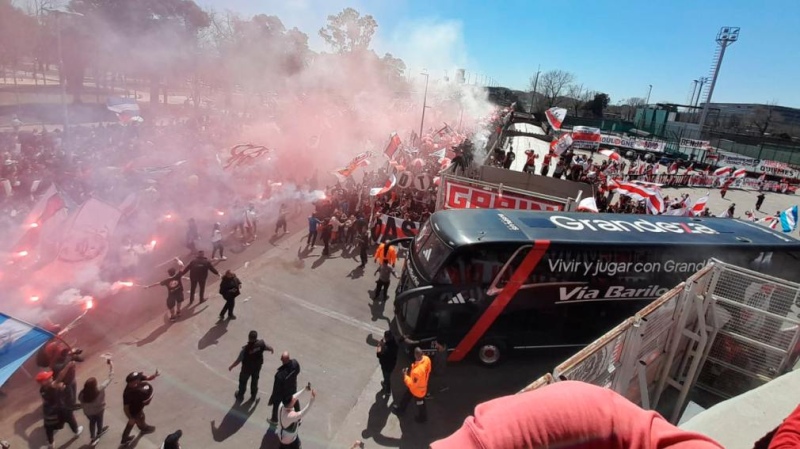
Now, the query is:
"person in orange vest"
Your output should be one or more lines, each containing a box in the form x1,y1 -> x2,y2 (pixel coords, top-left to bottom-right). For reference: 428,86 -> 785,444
392,347 -> 431,422
373,239 -> 397,267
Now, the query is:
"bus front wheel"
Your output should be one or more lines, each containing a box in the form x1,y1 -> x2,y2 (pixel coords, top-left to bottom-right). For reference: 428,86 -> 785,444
477,340 -> 506,366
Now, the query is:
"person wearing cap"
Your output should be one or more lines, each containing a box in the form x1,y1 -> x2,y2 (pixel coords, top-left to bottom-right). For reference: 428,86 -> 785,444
229,330 -> 274,401
120,370 -> 159,446
429,381 -> 722,449
278,384 -> 317,449
162,429 -> 182,449
392,347 -> 431,423
179,250 -> 220,304
37,370 -> 83,449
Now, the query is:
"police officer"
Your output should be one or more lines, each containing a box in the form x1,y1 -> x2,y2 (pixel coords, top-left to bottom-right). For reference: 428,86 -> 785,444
180,250 -> 220,304
229,330 -> 274,401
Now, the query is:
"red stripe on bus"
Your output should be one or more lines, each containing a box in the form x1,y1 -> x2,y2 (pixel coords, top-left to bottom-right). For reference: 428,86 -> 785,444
448,240 -> 551,362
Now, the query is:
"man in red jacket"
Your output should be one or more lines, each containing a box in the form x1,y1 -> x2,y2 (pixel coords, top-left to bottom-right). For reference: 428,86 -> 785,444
430,381 -> 722,449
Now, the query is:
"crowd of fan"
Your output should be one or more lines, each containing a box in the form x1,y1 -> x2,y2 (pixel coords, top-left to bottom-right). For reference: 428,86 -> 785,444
0,114 -> 245,222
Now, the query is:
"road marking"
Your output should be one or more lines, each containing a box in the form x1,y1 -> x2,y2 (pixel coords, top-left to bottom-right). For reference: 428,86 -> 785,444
260,285 -> 385,335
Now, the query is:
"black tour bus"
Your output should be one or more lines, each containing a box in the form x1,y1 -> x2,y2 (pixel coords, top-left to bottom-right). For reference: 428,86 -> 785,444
391,209 -> 800,365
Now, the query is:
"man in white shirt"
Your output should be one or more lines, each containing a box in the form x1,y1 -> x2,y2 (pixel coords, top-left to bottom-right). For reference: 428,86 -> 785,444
278,385 -> 316,448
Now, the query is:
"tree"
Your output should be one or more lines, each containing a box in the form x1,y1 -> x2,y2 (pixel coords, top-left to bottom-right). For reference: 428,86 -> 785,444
0,0 -> 37,90
538,69 -> 574,109
380,52 -> 406,80
319,8 -> 377,53
70,0 -> 210,104
566,84 -> 592,117
583,92 -> 610,118
750,101 -> 779,136
724,114 -> 742,133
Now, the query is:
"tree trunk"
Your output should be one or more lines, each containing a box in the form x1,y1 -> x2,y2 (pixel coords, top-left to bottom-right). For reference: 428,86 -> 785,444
149,75 -> 159,105
12,64 -> 20,107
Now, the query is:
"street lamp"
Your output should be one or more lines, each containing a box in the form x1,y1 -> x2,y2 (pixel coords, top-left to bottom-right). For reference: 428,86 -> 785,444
419,72 -> 430,138
698,27 -> 740,131
44,7 -> 83,135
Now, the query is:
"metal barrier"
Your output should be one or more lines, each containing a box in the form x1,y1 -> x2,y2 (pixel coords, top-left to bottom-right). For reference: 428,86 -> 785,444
695,263 -> 800,399
518,259 -> 800,424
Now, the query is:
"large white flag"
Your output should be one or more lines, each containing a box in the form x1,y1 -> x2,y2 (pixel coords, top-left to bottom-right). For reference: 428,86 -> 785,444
545,107 -> 567,130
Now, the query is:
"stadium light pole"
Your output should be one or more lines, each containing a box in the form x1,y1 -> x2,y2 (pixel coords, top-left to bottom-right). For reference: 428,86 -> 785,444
44,7 -> 83,136
419,71 -> 430,138
689,79 -> 699,108
698,27 -> 740,132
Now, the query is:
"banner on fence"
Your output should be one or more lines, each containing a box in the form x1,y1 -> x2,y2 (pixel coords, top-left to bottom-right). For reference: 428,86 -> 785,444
679,138 -> 710,150
600,135 -> 666,152
442,179 -> 563,211
372,214 -> 420,242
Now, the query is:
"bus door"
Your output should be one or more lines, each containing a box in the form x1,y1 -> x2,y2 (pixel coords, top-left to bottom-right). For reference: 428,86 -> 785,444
394,284 -> 489,351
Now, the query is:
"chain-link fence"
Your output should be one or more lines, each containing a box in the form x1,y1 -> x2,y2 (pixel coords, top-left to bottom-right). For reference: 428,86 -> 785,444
518,259 -> 800,423
695,264 -> 800,399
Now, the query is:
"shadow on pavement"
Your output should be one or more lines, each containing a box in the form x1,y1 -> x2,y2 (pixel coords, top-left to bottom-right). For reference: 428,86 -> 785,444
258,426 -> 281,449
197,318 -> 230,350
390,349 -> 573,448
311,255 -> 329,269
123,314 -> 171,348
365,333 -> 382,348
13,406 -> 43,449
347,265 -> 365,279
368,298 -> 390,323
361,391 -> 400,447
211,397 -> 260,442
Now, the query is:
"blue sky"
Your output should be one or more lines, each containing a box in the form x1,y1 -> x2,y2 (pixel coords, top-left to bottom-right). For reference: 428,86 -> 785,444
203,0 -> 800,108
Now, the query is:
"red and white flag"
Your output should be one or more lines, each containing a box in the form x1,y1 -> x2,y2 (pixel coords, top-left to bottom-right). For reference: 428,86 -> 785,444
577,197 -> 599,213
683,163 -> 694,174
758,216 -> 779,230
758,173 -> 766,182
612,181 -> 664,214
690,194 -> 709,216
733,168 -> 747,179
369,174 -> 397,197
713,166 -> 731,177
545,107 -> 567,130
668,161 -> 679,174
599,149 -> 620,161
571,126 -> 601,149
550,133 -> 573,155
384,133 -> 401,159
646,189 -> 665,215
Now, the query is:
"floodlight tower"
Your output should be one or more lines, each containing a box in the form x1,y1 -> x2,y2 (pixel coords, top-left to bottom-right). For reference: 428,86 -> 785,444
697,27 -> 740,131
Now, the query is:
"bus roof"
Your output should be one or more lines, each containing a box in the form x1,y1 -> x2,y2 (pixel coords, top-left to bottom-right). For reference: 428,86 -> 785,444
430,209 -> 800,248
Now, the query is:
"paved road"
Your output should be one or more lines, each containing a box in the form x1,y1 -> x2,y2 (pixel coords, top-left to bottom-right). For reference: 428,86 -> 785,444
2,185 -> 798,449
0,207 -> 562,449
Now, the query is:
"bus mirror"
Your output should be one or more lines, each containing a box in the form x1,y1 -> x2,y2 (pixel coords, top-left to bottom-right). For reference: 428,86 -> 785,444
389,237 -> 413,249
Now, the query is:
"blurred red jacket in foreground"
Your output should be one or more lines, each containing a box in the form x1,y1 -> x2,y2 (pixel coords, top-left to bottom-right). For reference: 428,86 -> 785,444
430,381 -> 722,449
769,404 -> 800,449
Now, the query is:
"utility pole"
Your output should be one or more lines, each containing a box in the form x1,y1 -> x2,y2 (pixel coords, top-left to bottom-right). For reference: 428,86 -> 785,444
45,7 -> 83,137
529,65 -> 541,114
698,27 -> 740,131
419,72 -> 430,137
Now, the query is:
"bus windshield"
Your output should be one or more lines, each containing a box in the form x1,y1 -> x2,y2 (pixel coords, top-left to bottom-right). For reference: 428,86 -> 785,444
412,222 -> 452,279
